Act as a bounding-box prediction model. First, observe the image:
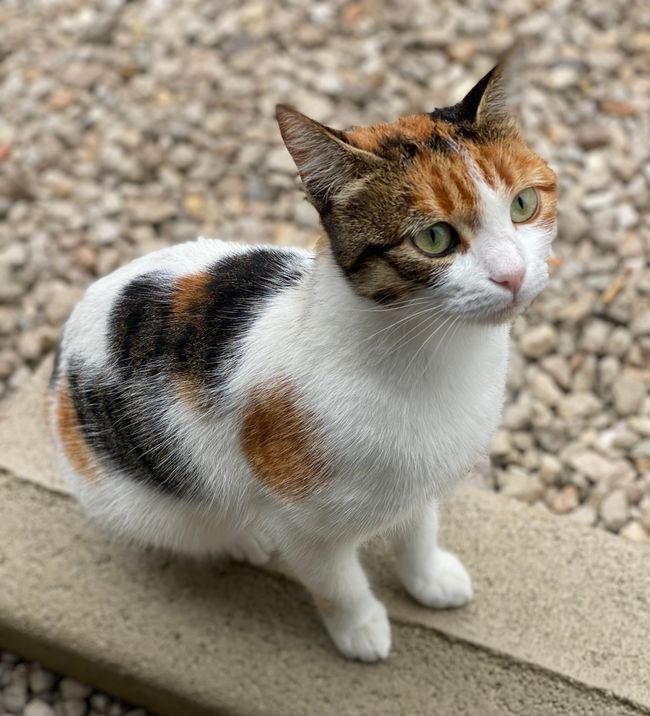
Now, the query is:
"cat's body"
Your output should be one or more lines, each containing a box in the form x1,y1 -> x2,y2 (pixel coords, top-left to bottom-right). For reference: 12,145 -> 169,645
50,55 -> 556,661
52,237 -> 508,548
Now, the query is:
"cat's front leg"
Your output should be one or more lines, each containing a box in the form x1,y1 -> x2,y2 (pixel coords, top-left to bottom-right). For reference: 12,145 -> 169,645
394,501 -> 473,608
283,537 -> 391,662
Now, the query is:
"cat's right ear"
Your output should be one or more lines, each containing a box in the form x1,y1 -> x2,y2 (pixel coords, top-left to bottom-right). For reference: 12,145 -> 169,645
455,43 -> 525,125
276,105 -> 379,210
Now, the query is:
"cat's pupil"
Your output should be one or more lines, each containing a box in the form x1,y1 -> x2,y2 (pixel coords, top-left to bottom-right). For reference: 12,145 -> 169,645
518,196 -> 525,209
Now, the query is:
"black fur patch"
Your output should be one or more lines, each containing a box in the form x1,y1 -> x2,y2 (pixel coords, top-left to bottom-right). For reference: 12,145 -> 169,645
109,248 -> 306,389
111,272 -> 173,374
198,249 -> 306,388
428,65 -> 497,132
373,130 -> 458,161
66,361 -> 196,497
427,106 -> 485,142
428,105 -> 512,144
346,242 -> 394,275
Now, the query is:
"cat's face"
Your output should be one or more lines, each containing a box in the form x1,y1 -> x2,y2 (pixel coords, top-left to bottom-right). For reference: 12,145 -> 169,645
277,56 -> 557,324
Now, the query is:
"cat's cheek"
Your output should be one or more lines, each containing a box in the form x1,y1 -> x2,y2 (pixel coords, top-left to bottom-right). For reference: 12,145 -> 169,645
518,261 -> 549,309
515,230 -> 553,297
436,252 -> 470,289
436,254 -> 486,305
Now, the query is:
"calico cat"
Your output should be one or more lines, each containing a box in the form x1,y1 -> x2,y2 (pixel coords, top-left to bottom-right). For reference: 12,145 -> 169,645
49,53 -> 557,662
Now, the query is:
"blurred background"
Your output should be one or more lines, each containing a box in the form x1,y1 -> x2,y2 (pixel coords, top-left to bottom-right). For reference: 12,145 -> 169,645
0,0 -> 649,713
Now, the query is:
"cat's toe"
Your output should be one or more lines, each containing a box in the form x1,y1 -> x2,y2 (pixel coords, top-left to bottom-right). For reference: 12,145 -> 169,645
223,531 -> 274,566
325,602 -> 391,662
402,549 -> 473,609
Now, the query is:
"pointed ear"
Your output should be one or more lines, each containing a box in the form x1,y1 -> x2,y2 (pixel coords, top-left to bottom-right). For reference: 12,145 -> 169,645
275,105 -> 379,210
457,44 -> 523,124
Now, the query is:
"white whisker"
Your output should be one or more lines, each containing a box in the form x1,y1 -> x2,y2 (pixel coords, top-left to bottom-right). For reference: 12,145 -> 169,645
399,313 -> 456,383
362,302 -> 445,345
382,307 -> 449,359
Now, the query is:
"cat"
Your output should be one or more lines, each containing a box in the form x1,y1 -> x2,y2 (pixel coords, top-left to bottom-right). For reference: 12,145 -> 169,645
49,52 -> 557,662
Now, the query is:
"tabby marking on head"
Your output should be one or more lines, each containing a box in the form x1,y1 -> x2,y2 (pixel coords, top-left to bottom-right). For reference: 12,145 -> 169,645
277,53 -> 556,312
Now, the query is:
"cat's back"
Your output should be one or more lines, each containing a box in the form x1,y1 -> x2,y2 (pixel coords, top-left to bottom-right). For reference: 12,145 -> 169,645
57,239 -> 298,367
49,237 -> 310,499
56,237 -> 310,368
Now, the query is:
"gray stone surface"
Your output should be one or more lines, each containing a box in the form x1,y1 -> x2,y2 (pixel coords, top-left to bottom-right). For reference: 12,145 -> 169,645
0,356 -> 66,495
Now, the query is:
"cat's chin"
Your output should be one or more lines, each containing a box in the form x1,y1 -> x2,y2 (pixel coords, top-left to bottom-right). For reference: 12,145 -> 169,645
466,304 -> 522,326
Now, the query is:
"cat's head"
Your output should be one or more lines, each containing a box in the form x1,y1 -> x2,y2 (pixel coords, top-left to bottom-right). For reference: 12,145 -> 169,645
277,51 -> 557,324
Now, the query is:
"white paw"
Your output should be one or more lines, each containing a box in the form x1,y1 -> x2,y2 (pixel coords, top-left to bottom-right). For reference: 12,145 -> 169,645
401,549 -> 473,609
224,532 -> 274,567
323,601 -> 391,662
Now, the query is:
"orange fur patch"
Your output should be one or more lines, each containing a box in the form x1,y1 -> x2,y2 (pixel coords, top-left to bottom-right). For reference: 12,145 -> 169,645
171,272 -> 212,324
468,137 -> 557,229
345,114 -> 443,152
174,373 -> 208,410
346,115 -> 557,241
407,152 -> 480,232
242,379 -> 327,500
535,187 -> 558,229
55,379 -> 99,485
170,272 -> 215,406
468,139 -> 557,194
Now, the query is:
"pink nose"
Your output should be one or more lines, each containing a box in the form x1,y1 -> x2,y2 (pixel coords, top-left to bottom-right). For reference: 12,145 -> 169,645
490,267 -> 525,296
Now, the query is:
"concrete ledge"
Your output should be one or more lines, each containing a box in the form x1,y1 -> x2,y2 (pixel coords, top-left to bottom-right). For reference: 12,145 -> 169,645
1,472 -> 649,715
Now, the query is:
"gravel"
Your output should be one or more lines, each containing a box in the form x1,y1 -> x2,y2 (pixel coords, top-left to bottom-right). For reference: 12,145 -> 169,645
0,651 -> 147,716
0,0 -> 648,707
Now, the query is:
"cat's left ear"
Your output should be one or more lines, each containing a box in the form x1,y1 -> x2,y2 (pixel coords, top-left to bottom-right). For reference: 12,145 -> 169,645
456,44 -> 524,124
276,105 -> 381,211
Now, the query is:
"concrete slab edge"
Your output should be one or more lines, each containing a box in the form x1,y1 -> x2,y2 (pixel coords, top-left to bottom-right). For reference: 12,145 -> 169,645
2,474 -> 650,715
2,599 -> 647,716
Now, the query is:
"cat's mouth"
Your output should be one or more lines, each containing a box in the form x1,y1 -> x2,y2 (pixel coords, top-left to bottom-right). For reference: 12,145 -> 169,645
469,296 -> 523,325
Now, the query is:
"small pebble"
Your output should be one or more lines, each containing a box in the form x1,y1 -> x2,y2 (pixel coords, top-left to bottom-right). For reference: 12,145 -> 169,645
25,700 -> 57,716
59,679 -> 92,701
63,699 -> 88,716
612,374 -> 646,416
546,485 -> 579,514
497,468 -> 544,504
620,521 -> 649,543
3,678 -> 28,712
520,324 -> 558,359
29,666 -> 57,695
599,490 -> 628,532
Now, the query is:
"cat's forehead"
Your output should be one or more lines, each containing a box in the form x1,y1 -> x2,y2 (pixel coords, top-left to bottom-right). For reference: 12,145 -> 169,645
344,114 -> 457,153
345,113 -> 555,221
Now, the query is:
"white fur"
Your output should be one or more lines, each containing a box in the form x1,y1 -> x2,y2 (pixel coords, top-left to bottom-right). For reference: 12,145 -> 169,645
52,175 -> 554,660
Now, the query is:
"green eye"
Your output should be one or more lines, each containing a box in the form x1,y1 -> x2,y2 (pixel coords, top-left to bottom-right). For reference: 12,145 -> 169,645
510,187 -> 539,223
412,222 -> 458,257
